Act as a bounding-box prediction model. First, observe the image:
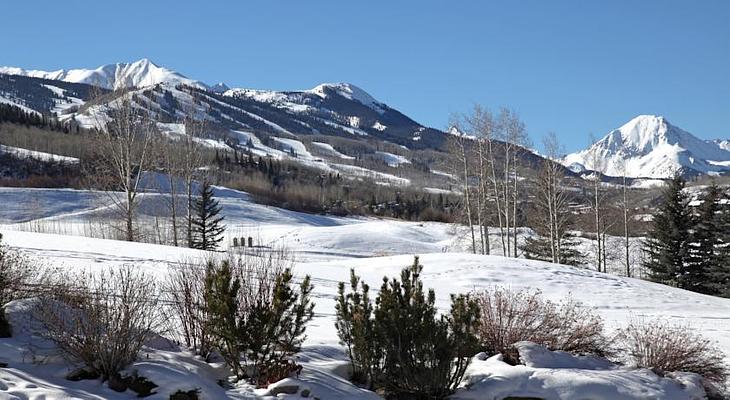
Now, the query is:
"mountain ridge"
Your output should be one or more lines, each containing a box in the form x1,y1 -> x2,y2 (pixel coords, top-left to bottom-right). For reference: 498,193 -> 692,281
0,59 -> 206,90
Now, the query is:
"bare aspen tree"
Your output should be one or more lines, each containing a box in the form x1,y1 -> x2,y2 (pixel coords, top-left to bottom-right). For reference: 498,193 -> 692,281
507,113 -> 528,257
161,139 -> 182,246
448,105 -> 529,258
180,106 -> 206,248
487,126 -> 507,256
476,134 -> 490,254
618,155 -> 631,277
464,105 -> 496,255
497,108 -> 529,257
586,135 -> 608,272
537,133 -> 572,263
90,89 -> 156,242
160,102 -> 205,247
447,122 -> 477,253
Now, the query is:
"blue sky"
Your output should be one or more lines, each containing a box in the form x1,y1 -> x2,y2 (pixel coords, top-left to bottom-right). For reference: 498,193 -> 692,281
1,0 -> 728,152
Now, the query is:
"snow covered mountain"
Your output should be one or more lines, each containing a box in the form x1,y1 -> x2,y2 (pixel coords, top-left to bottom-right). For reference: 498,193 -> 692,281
0,68 -> 449,149
563,115 -> 730,179
0,59 -> 205,90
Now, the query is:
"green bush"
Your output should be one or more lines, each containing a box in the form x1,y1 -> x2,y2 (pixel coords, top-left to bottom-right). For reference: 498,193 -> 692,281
335,257 -> 480,399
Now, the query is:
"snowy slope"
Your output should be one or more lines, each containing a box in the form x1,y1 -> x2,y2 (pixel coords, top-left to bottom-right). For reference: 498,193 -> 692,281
0,59 -> 205,90
564,115 -> 730,178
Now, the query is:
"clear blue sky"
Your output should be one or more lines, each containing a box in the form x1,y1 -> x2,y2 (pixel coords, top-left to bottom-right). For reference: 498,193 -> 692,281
1,0 -> 728,152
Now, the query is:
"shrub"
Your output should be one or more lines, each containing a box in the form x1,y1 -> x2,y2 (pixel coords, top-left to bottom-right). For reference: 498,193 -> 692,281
335,257 -> 480,399
204,252 -> 314,386
0,232 -> 38,337
35,266 -> 160,380
618,319 -> 728,387
475,287 -> 609,364
164,259 -> 214,359
0,232 -> 35,306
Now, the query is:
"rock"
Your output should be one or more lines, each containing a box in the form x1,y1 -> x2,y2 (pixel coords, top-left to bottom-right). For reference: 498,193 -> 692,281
126,374 -> 158,397
107,374 -> 128,392
503,398 -> 545,400
0,310 -> 11,338
0,362 -> 8,368
301,388 -> 311,397
169,389 -> 200,400
270,384 -> 299,395
66,368 -> 100,382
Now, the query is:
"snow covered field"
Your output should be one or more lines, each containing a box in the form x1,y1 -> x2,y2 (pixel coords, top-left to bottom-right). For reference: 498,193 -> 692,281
0,186 -> 728,399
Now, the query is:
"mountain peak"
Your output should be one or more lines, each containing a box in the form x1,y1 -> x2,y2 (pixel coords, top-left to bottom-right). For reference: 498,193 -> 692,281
308,82 -> 384,111
133,57 -> 154,65
564,115 -> 730,179
210,82 -> 230,93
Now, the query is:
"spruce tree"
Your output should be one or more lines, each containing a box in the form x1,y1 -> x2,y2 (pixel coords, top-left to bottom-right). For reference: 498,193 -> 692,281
643,175 -> 692,288
719,190 -> 730,297
522,233 -> 584,266
191,180 -> 226,251
687,184 -> 724,295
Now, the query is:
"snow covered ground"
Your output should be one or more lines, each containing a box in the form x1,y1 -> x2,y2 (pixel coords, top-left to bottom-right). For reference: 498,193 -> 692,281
0,145 -> 79,164
310,142 -> 354,160
373,151 -> 410,167
0,186 -> 728,399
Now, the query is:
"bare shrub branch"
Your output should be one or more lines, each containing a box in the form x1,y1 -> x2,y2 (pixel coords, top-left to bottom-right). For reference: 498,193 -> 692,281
475,287 -> 610,364
35,265 -> 160,379
0,234 -> 37,306
163,258 -> 214,359
618,318 -> 728,387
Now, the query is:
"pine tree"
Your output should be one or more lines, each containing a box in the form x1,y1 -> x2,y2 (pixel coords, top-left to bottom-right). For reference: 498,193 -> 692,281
204,260 -> 314,385
335,270 -> 380,388
335,257 -> 480,398
203,260 -> 243,376
643,175 -> 692,288
191,180 -> 226,251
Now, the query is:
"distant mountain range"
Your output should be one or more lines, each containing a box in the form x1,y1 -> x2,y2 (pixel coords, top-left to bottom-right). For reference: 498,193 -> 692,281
563,115 -> 730,179
0,59 -> 451,151
1,59 -> 726,180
